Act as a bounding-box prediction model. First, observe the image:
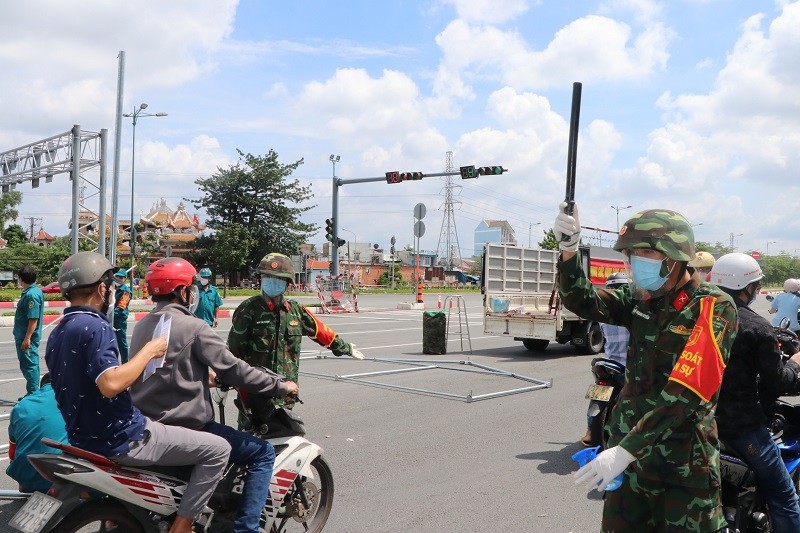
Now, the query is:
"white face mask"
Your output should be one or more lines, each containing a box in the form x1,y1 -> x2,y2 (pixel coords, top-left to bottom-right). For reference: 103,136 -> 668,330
200,278 -> 210,287
187,284 -> 200,314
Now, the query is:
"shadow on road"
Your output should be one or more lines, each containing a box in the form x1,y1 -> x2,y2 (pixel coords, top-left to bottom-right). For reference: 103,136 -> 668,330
516,441 -> 604,501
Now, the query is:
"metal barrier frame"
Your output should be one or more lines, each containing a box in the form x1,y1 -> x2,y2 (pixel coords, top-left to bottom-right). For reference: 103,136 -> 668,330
300,355 -> 552,402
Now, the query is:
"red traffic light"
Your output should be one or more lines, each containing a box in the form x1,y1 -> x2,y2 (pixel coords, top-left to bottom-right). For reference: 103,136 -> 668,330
385,171 -> 401,184
400,172 -> 423,181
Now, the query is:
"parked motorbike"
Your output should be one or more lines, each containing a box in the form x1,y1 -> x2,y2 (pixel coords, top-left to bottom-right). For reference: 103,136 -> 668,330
585,357 -> 626,447
10,393 -> 333,533
719,321 -> 800,532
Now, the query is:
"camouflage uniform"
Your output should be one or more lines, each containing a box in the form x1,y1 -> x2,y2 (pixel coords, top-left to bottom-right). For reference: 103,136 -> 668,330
227,253 -> 353,408
560,210 -> 738,532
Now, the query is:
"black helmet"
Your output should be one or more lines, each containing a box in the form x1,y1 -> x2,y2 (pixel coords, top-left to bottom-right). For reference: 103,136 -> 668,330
606,272 -> 630,288
57,251 -> 114,298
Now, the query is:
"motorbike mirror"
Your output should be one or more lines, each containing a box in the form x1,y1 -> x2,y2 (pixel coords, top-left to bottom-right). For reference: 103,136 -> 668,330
766,294 -> 774,301
780,317 -> 791,330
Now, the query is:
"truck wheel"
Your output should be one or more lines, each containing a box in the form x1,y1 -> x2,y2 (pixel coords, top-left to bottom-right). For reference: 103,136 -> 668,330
522,339 -> 550,351
578,323 -> 605,355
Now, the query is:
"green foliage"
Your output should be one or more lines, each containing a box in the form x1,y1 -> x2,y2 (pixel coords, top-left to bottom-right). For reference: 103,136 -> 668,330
539,228 -> 560,251
2,224 -> 28,247
695,241 -> 734,255
377,269 -> 403,287
211,223 -> 254,293
188,149 -> 316,271
760,254 -> 800,286
0,191 -> 23,231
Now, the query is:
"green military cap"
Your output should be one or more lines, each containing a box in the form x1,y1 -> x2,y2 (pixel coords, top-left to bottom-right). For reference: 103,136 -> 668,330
258,253 -> 295,282
613,209 -> 695,262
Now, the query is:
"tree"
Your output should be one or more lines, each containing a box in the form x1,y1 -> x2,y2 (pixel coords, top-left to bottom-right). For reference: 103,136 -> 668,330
695,241 -> 733,255
189,149 -> 316,272
2,224 -> 28,247
538,228 -> 560,251
0,190 -> 22,231
210,223 -> 254,295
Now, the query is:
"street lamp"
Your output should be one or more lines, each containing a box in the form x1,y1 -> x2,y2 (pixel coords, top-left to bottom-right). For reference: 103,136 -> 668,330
729,232 -> 743,251
123,103 -> 167,281
528,222 -> 541,247
611,205 -> 633,231
766,241 -> 777,256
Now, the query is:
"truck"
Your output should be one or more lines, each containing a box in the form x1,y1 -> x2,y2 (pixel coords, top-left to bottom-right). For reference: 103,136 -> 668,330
481,243 -> 626,353
0,270 -> 14,287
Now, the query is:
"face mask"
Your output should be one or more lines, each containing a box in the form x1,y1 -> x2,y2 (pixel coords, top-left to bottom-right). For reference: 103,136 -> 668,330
262,277 -> 287,298
200,278 -> 210,287
187,285 -> 200,314
629,256 -> 671,292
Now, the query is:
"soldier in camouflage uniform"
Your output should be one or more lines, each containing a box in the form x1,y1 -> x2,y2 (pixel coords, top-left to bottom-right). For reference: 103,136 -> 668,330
554,202 -> 738,532
228,253 -> 364,408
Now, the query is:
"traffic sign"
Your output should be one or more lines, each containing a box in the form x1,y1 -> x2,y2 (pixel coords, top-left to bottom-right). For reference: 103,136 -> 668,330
751,250 -> 762,260
414,203 -> 426,220
414,221 -> 426,238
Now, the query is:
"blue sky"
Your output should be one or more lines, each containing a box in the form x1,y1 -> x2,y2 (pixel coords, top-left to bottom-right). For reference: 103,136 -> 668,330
2,0 -> 799,260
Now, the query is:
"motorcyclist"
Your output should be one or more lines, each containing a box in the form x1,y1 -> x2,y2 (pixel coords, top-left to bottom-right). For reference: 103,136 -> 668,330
688,250 -> 715,282
228,252 -> 364,409
45,252 -> 231,533
712,253 -> 800,532
129,257 -> 299,533
769,278 -> 800,334
581,272 -> 630,447
555,203 -> 738,531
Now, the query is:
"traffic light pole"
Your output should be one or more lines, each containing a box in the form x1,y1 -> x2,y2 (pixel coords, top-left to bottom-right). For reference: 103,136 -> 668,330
329,167 -> 506,276
330,170 -> 462,276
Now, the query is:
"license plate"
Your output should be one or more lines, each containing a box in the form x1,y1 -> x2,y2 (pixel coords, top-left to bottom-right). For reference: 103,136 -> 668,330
9,492 -> 62,533
586,384 -> 614,402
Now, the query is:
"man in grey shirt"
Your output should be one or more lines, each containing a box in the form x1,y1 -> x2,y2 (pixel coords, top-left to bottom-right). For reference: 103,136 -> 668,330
130,257 -> 298,533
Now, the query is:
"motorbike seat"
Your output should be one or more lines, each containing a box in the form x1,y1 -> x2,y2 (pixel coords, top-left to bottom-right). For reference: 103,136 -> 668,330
41,437 -> 118,467
591,357 -> 626,375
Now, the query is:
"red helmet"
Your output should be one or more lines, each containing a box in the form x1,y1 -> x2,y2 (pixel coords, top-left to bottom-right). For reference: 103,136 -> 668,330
146,257 -> 197,296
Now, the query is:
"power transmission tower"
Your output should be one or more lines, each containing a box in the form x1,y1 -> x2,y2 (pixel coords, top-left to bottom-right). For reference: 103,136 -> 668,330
435,151 -> 463,270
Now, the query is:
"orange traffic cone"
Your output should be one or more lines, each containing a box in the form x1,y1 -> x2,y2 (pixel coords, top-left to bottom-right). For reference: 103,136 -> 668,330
437,294 -> 442,309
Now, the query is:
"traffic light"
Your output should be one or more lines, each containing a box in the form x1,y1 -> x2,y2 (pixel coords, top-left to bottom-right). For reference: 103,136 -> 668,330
337,238 -> 346,247
325,218 -> 334,242
478,166 -> 506,176
459,165 -> 477,179
400,171 -> 423,181
385,171 -> 400,184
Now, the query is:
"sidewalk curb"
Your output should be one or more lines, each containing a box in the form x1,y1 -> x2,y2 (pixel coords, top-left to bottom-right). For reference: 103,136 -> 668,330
0,308 -> 234,328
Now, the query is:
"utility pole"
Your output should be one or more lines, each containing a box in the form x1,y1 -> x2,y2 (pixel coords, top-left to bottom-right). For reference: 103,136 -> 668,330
23,216 -> 42,242
435,151 -> 463,270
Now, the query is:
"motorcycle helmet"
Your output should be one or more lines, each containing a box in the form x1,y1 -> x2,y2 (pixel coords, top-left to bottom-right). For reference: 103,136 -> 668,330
784,278 -> 800,293
605,272 -> 630,289
688,251 -> 715,269
613,209 -> 695,262
198,267 -> 212,278
146,257 -> 198,296
710,253 -> 764,290
57,251 -> 114,298
257,253 -> 295,282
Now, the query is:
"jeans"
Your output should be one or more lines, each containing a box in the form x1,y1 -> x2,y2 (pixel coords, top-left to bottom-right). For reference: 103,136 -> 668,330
205,421 -> 275,533
725,426 -> 800,533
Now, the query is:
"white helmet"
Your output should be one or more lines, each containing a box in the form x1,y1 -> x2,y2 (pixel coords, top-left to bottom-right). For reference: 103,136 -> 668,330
710,253 -> 764,290
784,278 -> 800,293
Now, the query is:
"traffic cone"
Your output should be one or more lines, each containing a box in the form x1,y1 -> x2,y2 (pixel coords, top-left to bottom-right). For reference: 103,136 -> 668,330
437,294 -> 442,309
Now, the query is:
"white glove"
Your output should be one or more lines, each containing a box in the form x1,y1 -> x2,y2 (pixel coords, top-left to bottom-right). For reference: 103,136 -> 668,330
553,201 -> 581,252
574,445 -> 634,492
349,343 -> 365,360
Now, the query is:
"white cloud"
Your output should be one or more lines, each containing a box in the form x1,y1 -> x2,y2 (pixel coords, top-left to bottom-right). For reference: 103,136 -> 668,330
439,0 -> 531,24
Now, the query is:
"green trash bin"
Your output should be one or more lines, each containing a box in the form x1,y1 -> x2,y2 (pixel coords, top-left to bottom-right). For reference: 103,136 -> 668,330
422,310 -> 447,355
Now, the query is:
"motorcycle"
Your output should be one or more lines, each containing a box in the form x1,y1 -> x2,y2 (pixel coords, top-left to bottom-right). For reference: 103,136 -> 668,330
584,357 -> 626,447
719,320 -> 800,532
9,392 -> 333,533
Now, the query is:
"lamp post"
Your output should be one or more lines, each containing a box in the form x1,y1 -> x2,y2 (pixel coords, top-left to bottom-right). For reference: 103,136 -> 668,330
528,222 -> 541,247
611,205 -> 633,231
329,154 -> 340,276
123,103 -> 167,283
766,241 -> 777,256
729,232 -> 743,251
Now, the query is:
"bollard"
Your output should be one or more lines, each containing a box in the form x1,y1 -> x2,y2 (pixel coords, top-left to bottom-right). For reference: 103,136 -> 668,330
437,294 -> 442,309
416,281 -> 424,304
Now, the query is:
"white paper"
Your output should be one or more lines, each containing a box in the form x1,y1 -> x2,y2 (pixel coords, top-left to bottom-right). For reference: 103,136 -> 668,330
143,314 -> 171,381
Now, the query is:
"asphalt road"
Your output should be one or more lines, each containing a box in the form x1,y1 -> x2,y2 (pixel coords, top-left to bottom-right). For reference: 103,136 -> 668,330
0,292 -> 780,532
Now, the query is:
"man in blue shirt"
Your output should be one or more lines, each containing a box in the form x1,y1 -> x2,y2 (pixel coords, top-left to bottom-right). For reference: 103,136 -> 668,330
194,267 -> 223,327
769,278 -> 800,333
13,265 -> 44,395
45,251 -> 232,533
6,373 -> 67,493
113,268 -> 133,362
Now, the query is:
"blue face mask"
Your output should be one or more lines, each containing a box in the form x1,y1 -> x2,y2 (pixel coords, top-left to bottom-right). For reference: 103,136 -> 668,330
261,277 -> 287,298
629,255 -> 670,291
